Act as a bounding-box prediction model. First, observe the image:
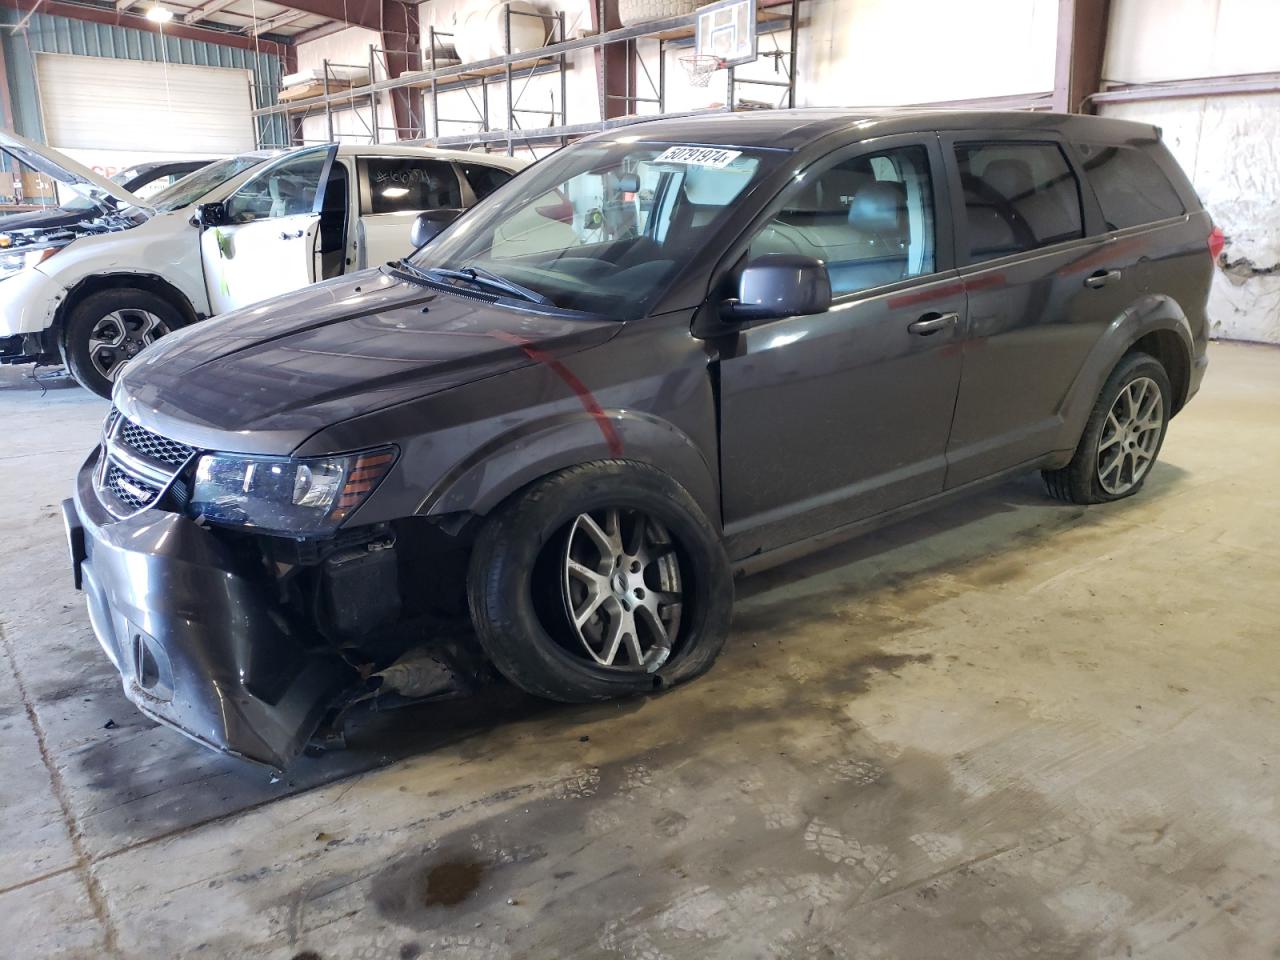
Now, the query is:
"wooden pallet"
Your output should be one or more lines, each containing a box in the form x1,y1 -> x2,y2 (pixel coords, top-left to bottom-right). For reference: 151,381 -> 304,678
402,57 -> 560,89
278,80 -> 355,103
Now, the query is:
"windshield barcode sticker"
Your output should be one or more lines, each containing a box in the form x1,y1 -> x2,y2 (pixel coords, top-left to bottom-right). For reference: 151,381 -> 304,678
653,146 -> 743,168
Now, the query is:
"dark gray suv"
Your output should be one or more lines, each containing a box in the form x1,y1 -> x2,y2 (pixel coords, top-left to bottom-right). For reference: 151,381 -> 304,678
64,110 -> 1214,767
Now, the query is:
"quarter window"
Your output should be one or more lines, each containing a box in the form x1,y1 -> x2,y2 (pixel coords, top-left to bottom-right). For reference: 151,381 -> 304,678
749,145 -> 936,297
461,163 -> 514,201
365,158 -> 462,214
955,142 -> 1083,263
1077,143 -> 1185,230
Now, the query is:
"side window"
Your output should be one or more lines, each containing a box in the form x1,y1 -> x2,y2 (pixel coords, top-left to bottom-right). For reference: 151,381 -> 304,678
1077,143 -> 1186,230
224,151 -> 328,223
955,142 -> 1083,263
365,158 -> 462,214
749,145 -> 936,298
461,163 -> 514,201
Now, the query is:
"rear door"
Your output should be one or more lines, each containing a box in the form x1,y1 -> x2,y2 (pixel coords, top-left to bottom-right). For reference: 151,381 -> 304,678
355,155 -> 467,267
200,145 -> 336,315
716,134 -> 966,558
941,133 -> 1112,486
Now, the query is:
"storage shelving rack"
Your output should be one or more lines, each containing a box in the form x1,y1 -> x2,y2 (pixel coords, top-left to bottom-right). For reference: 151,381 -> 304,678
252,0 -> 799,154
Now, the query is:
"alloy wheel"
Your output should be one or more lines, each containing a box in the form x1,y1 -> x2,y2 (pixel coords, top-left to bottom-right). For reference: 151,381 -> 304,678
560,507 -> 684,672
1096,375 -> 1164,495
88,309 -> 170,382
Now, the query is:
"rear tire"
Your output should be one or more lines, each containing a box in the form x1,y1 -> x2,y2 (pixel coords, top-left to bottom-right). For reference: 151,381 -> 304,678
467,460 -> 733,703
1042,351 -> 1172,505
61,288 -> 188,399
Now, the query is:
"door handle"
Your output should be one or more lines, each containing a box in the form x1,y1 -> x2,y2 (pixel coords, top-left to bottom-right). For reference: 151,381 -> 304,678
280,229 -> 305,240
1084,269 -> 1121,289
908,311 -> 959,336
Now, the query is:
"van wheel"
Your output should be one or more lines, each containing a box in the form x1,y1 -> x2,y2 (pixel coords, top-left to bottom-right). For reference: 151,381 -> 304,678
61,288 -> 187,399
467,461 -> 734,703
1043,351 -> 1172,504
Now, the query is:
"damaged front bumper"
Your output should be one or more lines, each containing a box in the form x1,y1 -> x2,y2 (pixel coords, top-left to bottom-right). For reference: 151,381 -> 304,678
66,451 -> 357,769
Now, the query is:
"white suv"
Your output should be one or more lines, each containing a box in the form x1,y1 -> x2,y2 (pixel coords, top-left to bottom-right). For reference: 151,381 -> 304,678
0,132 -> 525,396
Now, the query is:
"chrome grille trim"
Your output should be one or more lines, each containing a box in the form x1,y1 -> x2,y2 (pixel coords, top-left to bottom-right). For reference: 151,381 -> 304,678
117,419 -> 195,468
105,464 -> 160,512
94,407 -> 199,518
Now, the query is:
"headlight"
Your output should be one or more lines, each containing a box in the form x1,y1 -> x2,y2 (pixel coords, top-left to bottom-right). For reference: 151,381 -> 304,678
0,244 -> 61,280
189,447 -> 397,535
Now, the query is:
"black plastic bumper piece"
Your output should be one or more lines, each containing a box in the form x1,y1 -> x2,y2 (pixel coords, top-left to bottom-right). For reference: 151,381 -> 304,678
70,450 -> 356,769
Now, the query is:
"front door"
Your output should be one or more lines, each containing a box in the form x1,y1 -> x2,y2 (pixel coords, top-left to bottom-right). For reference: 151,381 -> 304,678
200,146 -> 337,315
716,137 -> 966,560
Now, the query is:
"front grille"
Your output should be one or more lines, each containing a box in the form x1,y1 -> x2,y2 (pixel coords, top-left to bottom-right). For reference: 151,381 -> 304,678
118,418 -> 195,469
95,407 -> 200,518
105,463 -> 161,512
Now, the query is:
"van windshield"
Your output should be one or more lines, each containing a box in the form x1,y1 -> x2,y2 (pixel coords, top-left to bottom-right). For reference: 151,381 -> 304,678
143,155 -> 273,213
413,140 -> 779,318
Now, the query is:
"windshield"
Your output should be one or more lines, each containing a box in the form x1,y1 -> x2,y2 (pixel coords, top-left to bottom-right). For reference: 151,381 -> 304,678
143,155 -> 270,213
414,140 -> 779,317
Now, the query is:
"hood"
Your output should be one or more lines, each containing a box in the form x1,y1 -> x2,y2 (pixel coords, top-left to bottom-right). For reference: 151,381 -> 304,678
115,269 -> 622,454
0,206 -> 88,236
0,129 -> 147,214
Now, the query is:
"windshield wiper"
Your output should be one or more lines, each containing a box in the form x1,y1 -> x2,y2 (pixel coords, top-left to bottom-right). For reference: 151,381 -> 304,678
390,258 -> 439,286
425,263 -> 551,305
390,260 -> 551,306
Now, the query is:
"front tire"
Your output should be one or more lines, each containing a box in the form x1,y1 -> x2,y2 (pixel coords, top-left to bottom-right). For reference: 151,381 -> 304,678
61,288 -> 187,399
1042,351 -> 1172,505
467,461 -> 734,703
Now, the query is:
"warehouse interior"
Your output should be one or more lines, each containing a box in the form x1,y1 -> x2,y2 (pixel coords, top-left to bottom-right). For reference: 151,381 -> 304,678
2,0 -> 1279,957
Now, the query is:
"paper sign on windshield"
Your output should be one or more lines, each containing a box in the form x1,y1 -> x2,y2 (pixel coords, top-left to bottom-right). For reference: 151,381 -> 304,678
653,146 -> 743,168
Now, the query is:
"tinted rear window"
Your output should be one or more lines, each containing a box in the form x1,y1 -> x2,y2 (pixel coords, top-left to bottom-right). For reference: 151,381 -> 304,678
1077,143 -> 1186,230
955,142 -> 1084,263
461,163 -> 514,201
365,157 -> 462,214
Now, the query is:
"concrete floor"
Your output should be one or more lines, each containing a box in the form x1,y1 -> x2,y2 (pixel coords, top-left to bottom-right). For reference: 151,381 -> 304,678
1,342 -> 1278,960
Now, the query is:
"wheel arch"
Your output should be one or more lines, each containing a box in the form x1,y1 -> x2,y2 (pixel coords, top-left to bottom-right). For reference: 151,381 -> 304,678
1059,293 -> 1194,450
1126,327 -> 1191,416
418,410 -> 722,531
54,272 -> 201,348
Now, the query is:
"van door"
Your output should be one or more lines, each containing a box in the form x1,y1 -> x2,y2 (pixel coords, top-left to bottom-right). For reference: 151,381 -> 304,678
940,134 -> 1111,486
355,155 -> 467,268
200,145 -> 337,315
715,136 -> 965,559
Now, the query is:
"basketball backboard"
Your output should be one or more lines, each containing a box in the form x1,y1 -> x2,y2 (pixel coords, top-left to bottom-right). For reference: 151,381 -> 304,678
693,0 -> 758,68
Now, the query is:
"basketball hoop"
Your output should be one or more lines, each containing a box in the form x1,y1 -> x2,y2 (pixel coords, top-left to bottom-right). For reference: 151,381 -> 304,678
680,54 -> 724,87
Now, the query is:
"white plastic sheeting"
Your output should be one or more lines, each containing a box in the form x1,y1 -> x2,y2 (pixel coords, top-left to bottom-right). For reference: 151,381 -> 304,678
1103,95 -> 1280,344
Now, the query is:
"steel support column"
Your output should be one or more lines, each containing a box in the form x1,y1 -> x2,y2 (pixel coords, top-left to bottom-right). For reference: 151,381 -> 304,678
0,33 -> 13,133
1054,0 -> 1111,113
592,0 -> 634,120
380,0 -> 421,139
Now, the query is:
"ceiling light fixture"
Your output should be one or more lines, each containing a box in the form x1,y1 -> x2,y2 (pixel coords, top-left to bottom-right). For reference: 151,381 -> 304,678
146,6 -> 174,23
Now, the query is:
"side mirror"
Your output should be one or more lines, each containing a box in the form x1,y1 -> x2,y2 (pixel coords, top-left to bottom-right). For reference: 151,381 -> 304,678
726,254 -> 832,322
410,209 -> 462,248
195,201 -> 228,229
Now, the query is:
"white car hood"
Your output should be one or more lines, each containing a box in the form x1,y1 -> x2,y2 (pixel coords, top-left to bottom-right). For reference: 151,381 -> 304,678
0,129 -> 149,214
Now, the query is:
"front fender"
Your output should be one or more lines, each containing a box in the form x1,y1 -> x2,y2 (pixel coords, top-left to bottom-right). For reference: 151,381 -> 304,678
421,409 -> 722,530
36,213 -> 210,319
1057,293 -> 1193,448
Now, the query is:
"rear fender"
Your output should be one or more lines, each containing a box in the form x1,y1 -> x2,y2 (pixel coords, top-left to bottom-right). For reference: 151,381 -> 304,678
421,409 -> 721,530
1055,293 -> 1193,456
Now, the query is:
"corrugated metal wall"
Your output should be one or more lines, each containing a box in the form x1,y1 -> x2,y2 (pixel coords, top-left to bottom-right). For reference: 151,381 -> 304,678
0,8 -> 287,150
